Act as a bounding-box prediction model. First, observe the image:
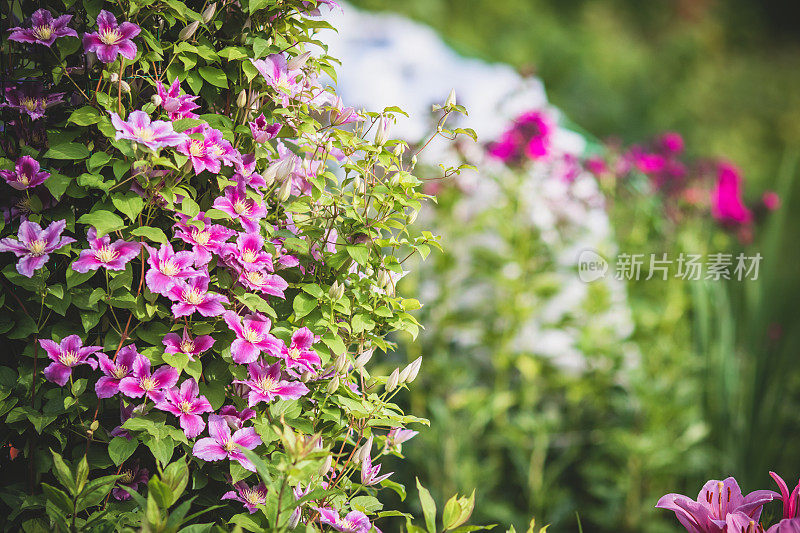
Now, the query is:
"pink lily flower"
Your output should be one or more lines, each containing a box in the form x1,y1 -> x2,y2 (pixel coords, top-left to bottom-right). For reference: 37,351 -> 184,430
249,114 -> 281,143
8,9 -> 78,47
771,472 -> 800,519
212,183 -> 267,233
109,110 -> 188,152
174,212 -> 235,266
167,274 -> 229,318
233,360 -> 309,407
0,218 -> 74,277
237,269 -> 289,298
218,405 -> 256,430
768,519 -> 800,532
1,156 -> 49,190
250,54 -> 305,106
144,242 -> 198,295
156,77 -> 199,120
82,10 -> 140,63
71,227 -> 140,273
162,327 -> 214,361
360,452 -> 392,486
221,481 -> 269,514
39,335 -> 101,386
155,379 -> 213,438
95,344 -> 139,398
192,414 -> 262,472
276,328 -> 321,375
220,232 -> 273,273
656,477 -> 778,533
316,507 -> 373,533
118,354 -> 179,403
222,311 -> 282,364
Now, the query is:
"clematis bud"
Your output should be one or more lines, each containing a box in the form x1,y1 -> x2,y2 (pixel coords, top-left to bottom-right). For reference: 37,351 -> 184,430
407,210 -> 418,225
90,420 -> 99,431
288,51 -> 311,71
410,155 -> 417,169
318,454 -> 332,476
374,116 -> 391,146
400,357 -> 422,384
393,143 -> 405,157
445,88 -> 457,108
386,368 -> 400,393
329,281 -> 344,300
277,176 -> 293,202
109,72 -> 119,82
201,3 -> 216,23
179,20 -> 199,40
355,436 -> 373,463
354,348 -> 374,369
377,269 -> 391,288
288,508 -> 301,529
236,89 -> 247,108
151,94 -> 163,107
120,81 -> 131,93
334,353 -> 348,374
326,374 -> 340,394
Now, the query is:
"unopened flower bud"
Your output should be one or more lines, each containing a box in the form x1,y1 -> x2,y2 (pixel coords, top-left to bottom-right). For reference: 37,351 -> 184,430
288,51 -> 311,71
288,508 -> 301,529
326,374 -> 340,394
410,155 -> 417,169
201,3 -> 216,23
400,357 -> 422,384
318,454 -> 332,476
356,436 -> 373,462
90,420 -> 99,431
445,88 -> 457,108
329,281 -> 344,300
334,353 -> 348,374
393,143 -> 405,157
179,20 -> 200,40
407,210 -> 418,225
354,348 -> 374,369
120,81 -> 131,93
377,269 -> 391,288
325,140 -> 334,154
151,94 -> 163,107
237,89 -> 247,108
374,116 -> 391,146
109,72 -> 119,83
386,368 -> 400,392
277,176 -> 293,202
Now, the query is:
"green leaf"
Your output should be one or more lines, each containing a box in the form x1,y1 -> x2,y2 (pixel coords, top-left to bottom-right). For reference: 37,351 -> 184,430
173,118 -> 205,132
199,66 -> 228,88
68,106 -> 101,126
77,210 -> 125,237
417,478 -> 437,533
293,293 -> 318,319
109,436 -> 138,466
144,435 -> 175,467
346,245 -> 369,265
45,143 -> 90,160
131,226 -> 169,244
112,192 -> 145,221
66,268 -> 95,289
248,0 -> 269,14
44,172 -> 72,200
41,483 -> 74,516
50,450 -> 76,495
181,197 -> 200,218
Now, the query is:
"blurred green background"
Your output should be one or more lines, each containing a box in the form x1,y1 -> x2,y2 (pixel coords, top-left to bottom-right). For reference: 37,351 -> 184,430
346,1 -> 800,531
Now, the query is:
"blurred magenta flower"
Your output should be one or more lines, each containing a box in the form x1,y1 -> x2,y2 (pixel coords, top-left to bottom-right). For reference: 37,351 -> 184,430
95,344 -> 138,398
233,360 -> 309,407
1,156 -> 49,190
711,162 -> 752,225
8,9 -> 77,47
763,191 -> 781,211
659,131 -> 685,154
155,379 -> 213,438
109,110 -> 187,152
0,219 -> 74,277
118,354 -> 179,403
71,227 -> 140,272
162,327 -> 214,361
39,335 -> 101,386
156,77 -> 199,120
192,414 -> 262,471
82,10 -> 140,63
657,477 -> 777,532
487,110 -> 553,164
221,481 -> 268,514
2,84 -> 64,120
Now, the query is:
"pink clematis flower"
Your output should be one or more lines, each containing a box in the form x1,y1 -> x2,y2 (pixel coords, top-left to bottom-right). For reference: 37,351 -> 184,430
95,344 -> 139,398
109,110 -> 188,152
0,219 -> 74,277
162,327 -> 214,361
249,114 -> 281,143
8,9 -> 78,47
656,477 -> 778,533
118,354 -> 179,403
711,162 -> 752,226
328,96 -> 362,127
177,125 -> 236,175
212,183 -> 267,233
223,311 -> 282,364
233,360 -> 309,407
276,328 -> 321,375
167,274 -> 229,318
2,84 -> 64,120
218,405 -> 256,430
250,54 -> 305,106
192,414 -> 262,471
174,212 -> 235,266
238,269 -> 289,298
155,379 -> 213,438
316,508 -> 373,533
360,452 -> 392,486
156,77 -> 199,120
386,427 -> 418,450
220,232 -> 273,273
71,227 -> 140,273
39,335 -> 101,386
112,461 -> 149,500
771,472 -> 800,519
1,156 -> 50,190
82,10 -> 140,63
221,481 -> 269,514
144,242 -> 198,295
